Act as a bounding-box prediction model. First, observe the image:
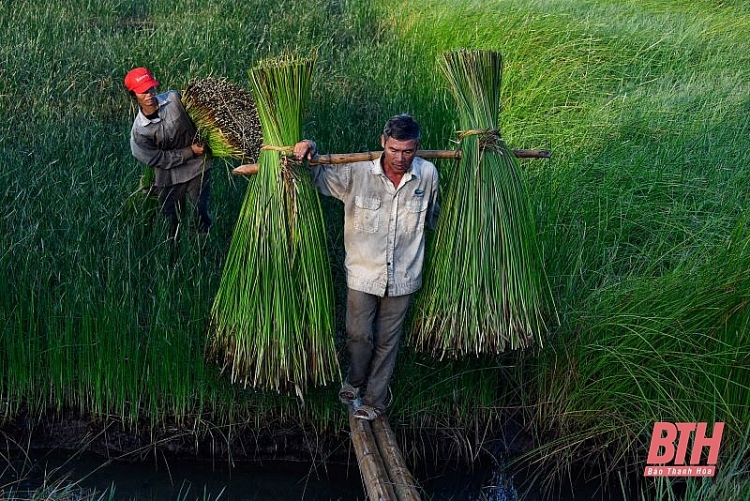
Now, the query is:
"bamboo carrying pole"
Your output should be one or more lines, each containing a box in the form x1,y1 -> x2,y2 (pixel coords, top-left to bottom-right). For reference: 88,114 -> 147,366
232,148 -> 550,175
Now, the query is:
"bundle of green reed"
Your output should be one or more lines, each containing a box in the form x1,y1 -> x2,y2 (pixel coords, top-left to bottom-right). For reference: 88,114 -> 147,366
208,54 -> 339,394
410,49 -> 553,358
182,77 -> 262,162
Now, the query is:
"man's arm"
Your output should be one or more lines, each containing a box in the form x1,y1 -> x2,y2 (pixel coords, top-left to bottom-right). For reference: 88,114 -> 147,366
293,139 -> 351,200
130,132 -> 200,170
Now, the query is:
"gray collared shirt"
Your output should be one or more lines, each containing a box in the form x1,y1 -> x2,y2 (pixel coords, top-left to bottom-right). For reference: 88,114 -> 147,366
312,155 -> 439,297
130,90 -> 210,187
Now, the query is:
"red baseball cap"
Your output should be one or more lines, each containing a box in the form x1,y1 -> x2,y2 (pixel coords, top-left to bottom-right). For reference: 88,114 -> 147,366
124,67 -> 160,93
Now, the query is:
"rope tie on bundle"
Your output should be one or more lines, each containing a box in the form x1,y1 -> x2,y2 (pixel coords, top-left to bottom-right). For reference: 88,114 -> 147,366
261,144 -> 297,169
456,128 -> 504,153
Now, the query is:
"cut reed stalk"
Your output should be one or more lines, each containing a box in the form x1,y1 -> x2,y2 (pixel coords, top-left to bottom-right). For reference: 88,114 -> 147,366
208,53 -> 339,394
119,165 -> 158,224
410,49 -> 554,358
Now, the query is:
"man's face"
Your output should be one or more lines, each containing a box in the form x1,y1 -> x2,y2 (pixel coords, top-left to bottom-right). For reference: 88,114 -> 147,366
381,135 -> 418,176
135,86 -> 158,109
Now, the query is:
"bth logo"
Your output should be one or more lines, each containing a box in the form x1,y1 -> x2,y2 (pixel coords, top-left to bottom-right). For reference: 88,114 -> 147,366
644,422 -> 723,477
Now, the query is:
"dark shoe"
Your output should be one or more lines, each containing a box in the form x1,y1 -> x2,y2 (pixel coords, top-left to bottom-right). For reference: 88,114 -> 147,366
338,382 -> 360,404
353,404 -> 383,421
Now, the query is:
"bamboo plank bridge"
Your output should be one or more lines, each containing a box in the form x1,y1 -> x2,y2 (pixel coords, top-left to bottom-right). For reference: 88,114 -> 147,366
348,405 -> 421,500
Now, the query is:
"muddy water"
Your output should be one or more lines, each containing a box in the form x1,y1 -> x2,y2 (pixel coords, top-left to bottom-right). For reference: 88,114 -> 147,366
3,449 -> 625,500
4,450 -> 500,500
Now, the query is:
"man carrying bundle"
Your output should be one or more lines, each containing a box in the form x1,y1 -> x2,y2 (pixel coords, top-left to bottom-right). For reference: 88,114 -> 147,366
125,67 -> 212,240
294,114 -> 439,420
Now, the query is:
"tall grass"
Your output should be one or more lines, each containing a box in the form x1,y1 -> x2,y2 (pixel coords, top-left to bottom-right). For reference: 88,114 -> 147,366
1,0 -> 749,497
0,0 -> 376,431
380,0 -> 750,496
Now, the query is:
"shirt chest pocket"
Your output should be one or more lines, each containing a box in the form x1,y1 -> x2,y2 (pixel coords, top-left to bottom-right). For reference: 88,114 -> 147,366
354,196 -> 381,233
404,196 -> 428,234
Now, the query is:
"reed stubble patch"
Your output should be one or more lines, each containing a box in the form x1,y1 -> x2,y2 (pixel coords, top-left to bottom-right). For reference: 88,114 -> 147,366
183,77 -> 262,163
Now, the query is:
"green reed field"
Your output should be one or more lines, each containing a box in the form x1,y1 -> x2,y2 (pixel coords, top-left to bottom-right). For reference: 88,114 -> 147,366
1,0 -> 749,498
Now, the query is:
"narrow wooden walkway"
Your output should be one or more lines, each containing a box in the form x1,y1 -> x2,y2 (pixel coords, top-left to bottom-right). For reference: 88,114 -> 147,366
348,406 -> 421,500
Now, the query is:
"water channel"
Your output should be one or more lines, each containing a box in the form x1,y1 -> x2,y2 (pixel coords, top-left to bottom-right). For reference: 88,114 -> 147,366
3,450 -> 488,500
2,447 -> 626,500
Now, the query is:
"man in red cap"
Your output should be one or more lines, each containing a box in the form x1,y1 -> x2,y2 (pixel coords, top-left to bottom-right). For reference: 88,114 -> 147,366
125,67 -> 212,240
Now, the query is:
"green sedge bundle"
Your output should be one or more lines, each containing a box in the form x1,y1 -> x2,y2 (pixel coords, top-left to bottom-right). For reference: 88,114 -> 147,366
410,49 -> 552,358
182,77 -> 262,162
209,54 -> 338,393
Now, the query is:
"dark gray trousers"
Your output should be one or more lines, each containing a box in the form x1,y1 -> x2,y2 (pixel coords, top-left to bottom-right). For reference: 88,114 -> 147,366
157,171 -> 212,239
345,288 -> 412,412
